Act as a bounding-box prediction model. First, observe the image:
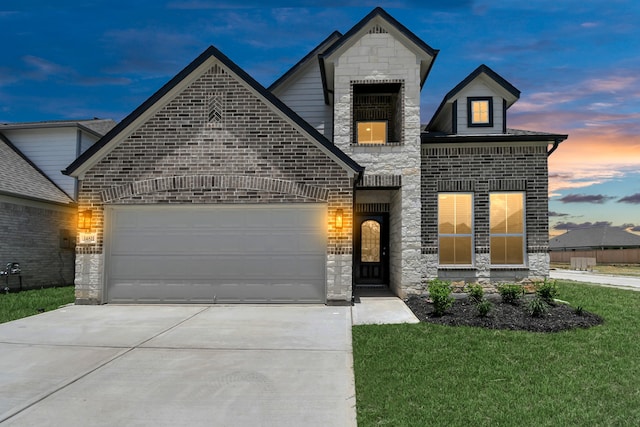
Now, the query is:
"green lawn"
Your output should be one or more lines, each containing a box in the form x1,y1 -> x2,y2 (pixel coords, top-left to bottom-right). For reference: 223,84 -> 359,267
353,282 -> 640,426
0,286 -> 75,324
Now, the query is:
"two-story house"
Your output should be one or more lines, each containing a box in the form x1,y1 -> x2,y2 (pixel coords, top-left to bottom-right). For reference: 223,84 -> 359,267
0,119 -> 114,287
64,8 -> 566,304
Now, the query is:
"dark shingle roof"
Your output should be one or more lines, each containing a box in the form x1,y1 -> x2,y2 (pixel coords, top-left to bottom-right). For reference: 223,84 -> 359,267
0,133 -> 74,205
549,226 -> 640,250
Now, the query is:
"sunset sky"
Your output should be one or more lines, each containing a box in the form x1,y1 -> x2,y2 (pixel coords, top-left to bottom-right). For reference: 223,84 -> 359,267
2,1 -> 638,235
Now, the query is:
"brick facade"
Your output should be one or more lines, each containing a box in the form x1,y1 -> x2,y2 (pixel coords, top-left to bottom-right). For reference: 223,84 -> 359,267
75,62 -> 355,303
0,198 -> 75,289
421,143 -> 550,284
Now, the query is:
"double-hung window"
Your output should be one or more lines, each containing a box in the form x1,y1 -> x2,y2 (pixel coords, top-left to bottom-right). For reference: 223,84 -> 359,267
438,193 -> 473,265
490,192 -> 525,265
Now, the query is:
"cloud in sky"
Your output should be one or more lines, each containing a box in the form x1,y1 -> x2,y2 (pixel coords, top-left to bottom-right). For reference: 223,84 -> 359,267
618,193 -> 640,204
549,211 -> 570,217
553,221 -> 612,230
558,194 -> 615,204
167,1 -> 473,9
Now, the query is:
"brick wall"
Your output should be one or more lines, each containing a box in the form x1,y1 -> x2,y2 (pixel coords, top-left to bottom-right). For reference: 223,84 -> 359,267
0,198 -> 75,289
421,143 -> 550,282
76,62 -> 355,302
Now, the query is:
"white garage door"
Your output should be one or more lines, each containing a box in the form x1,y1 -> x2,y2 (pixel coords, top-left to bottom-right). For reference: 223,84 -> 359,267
105,204 -> 327,303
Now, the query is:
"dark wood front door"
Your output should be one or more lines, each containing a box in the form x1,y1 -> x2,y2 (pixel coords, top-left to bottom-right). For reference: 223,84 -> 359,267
354,213 -> 389,286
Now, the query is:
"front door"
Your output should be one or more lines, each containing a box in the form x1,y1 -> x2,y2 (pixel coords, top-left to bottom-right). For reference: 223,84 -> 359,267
354,213 -> 389,287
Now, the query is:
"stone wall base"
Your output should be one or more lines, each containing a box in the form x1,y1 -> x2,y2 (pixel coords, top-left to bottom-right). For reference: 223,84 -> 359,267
74,252 -> 103,304
327,253 -> 352,303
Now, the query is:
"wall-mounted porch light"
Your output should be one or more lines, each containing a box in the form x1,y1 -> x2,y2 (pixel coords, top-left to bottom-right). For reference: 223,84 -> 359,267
335,208 -> 343,230
78,210 -> 92,230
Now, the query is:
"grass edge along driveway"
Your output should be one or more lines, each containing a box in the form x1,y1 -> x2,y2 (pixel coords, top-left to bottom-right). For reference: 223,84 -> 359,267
0,286 -> 74,324
353,281 -> 640,426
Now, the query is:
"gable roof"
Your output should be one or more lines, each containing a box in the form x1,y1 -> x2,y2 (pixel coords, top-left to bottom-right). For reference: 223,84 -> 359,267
0,132 -> 74,205
427,64 -> 520,131
549,226 -> 640,250
319,7 -> 438,102
268,31 -> 342,93
64,45 -> 363,178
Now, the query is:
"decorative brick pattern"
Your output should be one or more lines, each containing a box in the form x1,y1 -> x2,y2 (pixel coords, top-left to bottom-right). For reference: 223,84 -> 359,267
357,174 -> 402,188
75,62 -> 355,303
101,175 -> 330,203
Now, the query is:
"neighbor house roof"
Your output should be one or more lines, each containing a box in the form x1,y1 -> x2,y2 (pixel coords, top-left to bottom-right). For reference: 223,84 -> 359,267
0,133 -> 74,205
0,118 -> 116,139
64,45 -> 363,178
549,226 -> 640,250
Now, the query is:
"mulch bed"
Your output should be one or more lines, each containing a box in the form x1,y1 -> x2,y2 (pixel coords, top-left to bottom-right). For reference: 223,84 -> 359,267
404,295 -> 603,332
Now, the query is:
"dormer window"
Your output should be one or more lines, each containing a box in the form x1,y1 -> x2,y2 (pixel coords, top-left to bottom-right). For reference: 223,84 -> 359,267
467,97 -> 493,127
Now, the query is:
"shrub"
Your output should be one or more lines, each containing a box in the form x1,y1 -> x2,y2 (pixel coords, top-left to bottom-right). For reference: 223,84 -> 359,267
498,284 -> 523,305
574,305 -> 584,316
537,279 -> 559,302
429,279 -> 454,317
528,296 -> 549,317
476,299 -> 493,317
466,283 -> 484,303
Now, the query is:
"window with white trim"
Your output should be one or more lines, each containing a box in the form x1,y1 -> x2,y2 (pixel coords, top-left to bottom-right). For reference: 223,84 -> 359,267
438,193 -> 473,265
490,192 -> 525,265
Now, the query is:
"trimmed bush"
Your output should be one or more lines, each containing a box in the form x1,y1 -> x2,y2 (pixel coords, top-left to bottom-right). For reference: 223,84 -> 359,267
537,279 -> 559,302
429,279 -> 454,317
476,299 -> 493,317
498,283 -> 523,305
466,283 -> 484,303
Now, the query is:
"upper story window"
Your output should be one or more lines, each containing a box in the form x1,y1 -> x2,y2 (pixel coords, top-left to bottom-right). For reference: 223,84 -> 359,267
467,96 -> 493,127
357,121 -> 387,144
353,82 -> 402,144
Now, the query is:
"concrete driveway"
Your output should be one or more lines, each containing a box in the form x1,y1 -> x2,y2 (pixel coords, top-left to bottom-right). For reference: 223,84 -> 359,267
0,305 -> 356,426
550,269 -> 640,291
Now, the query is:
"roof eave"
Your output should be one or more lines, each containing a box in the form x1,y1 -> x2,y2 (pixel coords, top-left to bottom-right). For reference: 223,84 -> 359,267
421,133 -> 569,144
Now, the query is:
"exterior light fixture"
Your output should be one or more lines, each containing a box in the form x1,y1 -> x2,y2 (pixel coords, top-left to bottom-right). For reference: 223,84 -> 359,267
78,210 -> 92,230
335,208 -> 343,230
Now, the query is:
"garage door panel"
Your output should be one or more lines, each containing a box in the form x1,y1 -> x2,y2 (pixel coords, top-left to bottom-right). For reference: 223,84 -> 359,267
111,230 -> 324,255
106,205 -> 327,303
110,254 -> 324,282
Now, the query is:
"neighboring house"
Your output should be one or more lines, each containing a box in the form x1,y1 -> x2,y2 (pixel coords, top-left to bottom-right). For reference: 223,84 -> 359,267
0,119 -> 115,288
64,8 -> 567,305
550,226 -> 640,264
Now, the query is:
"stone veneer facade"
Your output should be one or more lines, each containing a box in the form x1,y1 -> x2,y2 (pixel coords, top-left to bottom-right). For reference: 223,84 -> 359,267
75,61 -> 355,304
420,143 -> 550,289
331,30 -> 423,297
